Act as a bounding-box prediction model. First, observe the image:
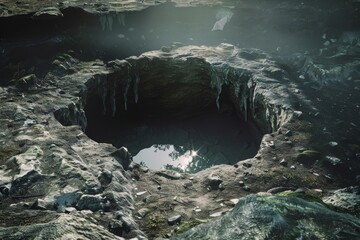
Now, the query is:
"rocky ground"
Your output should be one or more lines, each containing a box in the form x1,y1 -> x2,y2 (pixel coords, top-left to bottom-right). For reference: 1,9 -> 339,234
0,0 -> 360,239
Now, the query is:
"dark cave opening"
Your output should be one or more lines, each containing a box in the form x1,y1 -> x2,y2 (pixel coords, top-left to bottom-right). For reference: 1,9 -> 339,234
84,70 -> 263,173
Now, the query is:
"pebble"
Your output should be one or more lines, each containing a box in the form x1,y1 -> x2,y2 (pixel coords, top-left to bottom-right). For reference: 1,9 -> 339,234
269,141 -> 275,148
230,198 -> 239,205
210,211 -> 223,218
285,130 -> 292,136
193,206 -> 202,213
299,75 -> 305,80
167,215 -> 182,225
313,172 -> 320,177
243,162 -> 252,168
280,159 -> 287,166
238,181 -> 245,187
141,167 -> 149,173
183,181 -> 193,188
290,165 -> 296,169
328,142 -> 338,147
137,208 -> 150,218
136,191 -> 147,196
65,207 -> 77,213
325,156 -> 342,165
293,111 -> 303,118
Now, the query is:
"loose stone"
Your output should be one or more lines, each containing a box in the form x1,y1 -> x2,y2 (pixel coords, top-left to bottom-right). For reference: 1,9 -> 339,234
168,215 -> 182,225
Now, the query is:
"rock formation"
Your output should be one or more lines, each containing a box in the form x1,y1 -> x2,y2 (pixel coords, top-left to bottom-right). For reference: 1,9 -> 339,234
0,0 -> 359,239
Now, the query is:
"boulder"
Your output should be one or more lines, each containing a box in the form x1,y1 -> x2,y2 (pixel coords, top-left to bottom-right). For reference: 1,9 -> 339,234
76,194 -> 105,211
111,147 -> 132,170
205,174 -> 223,190
173,194 -> 360,239
323,186 -> 360,215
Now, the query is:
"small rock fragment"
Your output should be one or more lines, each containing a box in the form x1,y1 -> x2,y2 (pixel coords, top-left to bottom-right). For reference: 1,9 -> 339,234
137,208 -> 150,218
210,211 -> 223,218
293,111 -> 303,118
183,181 -> 193,188
280,159 -> 287,166
136,191 -> 147,196
243,162 -> 252,168
168,215 -> 182,226
325,156 -> 342,166
207,174 -> 223,190
65,207 -> 77,213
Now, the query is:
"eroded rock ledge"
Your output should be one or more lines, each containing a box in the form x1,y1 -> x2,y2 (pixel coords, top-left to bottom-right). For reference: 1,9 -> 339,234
58,43 -> 295,134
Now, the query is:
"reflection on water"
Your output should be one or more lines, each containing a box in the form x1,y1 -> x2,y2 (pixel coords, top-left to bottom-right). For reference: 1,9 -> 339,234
134,144 -> 207,173
87,110 -> 263,173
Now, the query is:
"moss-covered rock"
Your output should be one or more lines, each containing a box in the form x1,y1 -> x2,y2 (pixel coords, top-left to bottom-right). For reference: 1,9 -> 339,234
296,150 -> 322,165
175,219 -> 207,235
173,194 -> 360,240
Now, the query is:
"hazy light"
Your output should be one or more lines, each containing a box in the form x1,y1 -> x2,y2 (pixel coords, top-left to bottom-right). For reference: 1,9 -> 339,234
191,150 -> 198,157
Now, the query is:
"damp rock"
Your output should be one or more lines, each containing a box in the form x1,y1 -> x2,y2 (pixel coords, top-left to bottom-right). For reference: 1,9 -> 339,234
173,195 -> 360,239
293,111 -> 303,118
206,174 -> 223,190
296,150 -> 321,165
183,181 -> 193,189
31,198 -> 55,210
137,208 -> 150,218
279,159 -> 288,166
243,162 -> 252,168
98,169 -> 113,185
325,156 -> 342,166
76,194 -> 105,212
15,74 -> 37,91
32,7 -> 63,19
323,186 -> 360,214
111,147 -> 132,170
168,215 -> 182,226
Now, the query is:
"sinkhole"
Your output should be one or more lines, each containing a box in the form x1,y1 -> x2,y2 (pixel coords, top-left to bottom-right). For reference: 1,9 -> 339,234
83,58 -> 264,173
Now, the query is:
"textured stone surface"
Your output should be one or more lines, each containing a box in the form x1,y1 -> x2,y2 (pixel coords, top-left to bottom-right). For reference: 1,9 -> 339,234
0,58 -> 140,239
0,0 -> 235,16
173,194 -> 360,239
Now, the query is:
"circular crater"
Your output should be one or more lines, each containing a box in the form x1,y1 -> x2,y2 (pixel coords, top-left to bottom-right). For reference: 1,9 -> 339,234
84,58 -> 264,173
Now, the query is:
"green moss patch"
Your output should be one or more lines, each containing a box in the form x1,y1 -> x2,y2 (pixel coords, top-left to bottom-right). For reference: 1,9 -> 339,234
176,219 -> 208,235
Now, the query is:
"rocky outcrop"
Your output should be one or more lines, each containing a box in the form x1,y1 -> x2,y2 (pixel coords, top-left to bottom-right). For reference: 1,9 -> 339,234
0,59 -> 142,239
84,43 -> 295,133
173,194 -> 360,239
